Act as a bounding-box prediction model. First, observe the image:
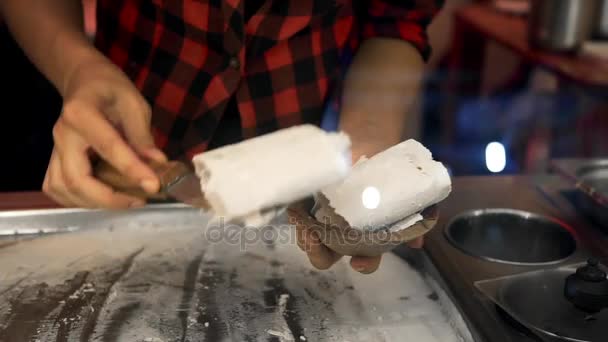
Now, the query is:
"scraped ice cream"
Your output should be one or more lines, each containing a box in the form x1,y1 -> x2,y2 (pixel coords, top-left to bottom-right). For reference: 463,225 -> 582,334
315,139 -> 451,231
192,124 -> 351,224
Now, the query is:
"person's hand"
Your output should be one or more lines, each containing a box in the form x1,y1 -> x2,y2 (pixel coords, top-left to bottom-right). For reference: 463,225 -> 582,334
43,58 -> 167,209
295,222 -> 424,274
294,147 -> 425,274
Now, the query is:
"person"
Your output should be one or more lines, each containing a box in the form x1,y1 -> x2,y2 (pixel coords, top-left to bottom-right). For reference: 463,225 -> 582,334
0,0 -> 443,274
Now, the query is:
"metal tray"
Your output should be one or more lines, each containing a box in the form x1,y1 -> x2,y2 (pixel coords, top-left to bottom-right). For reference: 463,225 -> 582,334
0,204 -> 469,342
0,203 -> 196,237
550,158 -> 608,228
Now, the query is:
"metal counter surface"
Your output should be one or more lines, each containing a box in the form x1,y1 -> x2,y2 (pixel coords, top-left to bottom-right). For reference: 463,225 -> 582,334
422,175 -> 608,342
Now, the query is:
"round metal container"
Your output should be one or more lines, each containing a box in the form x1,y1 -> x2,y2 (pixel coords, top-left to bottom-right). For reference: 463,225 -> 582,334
576,164 -> 608,197
574,164 -> 608,228
445,208 -> 576,265
529,0 -> 597,51
594,0 -> 608,39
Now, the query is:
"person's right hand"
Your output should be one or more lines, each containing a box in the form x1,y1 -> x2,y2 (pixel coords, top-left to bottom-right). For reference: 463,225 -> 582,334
43,58 -> 167,209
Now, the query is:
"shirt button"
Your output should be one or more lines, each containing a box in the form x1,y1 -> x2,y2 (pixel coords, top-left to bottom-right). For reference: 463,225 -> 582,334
228,57 -> 240,70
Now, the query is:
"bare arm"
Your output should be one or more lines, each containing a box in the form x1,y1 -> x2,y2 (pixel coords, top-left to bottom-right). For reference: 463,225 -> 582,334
339,0 -> 442,160
1,0 -> 166,209
298,39 -> 426,274
339,38 -> 425,160
0,0 -> 105,95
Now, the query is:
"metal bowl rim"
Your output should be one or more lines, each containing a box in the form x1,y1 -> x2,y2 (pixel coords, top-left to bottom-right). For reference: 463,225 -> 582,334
443,208 -> 578,266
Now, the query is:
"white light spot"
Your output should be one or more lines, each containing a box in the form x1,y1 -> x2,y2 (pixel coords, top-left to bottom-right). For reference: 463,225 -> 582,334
485,142 -> 506,173
362,186 -> 381,209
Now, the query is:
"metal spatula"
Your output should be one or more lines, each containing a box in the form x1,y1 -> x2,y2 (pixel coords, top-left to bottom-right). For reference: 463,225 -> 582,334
94,159 -> 211,209
94,160 -> 285,225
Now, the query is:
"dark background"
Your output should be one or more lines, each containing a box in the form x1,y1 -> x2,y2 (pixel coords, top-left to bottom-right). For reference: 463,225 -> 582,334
0,25 -> 61,191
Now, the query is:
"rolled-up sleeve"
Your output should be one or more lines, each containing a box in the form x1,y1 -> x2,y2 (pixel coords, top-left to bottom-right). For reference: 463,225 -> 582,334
361,0 -> 444,60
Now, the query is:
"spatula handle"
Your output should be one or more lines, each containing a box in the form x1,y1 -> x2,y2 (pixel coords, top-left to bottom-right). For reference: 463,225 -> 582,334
93,159 -> 190,200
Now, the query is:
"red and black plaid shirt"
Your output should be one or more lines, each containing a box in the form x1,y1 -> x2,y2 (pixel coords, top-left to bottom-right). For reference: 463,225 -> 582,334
95,0 -> 443,160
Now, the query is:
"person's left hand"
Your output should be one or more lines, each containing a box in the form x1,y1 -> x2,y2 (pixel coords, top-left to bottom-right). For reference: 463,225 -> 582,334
294,222 -> 424,274
293,147 -> 425,274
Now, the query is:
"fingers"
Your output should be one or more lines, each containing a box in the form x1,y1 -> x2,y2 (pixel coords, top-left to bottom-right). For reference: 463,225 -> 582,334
291,210 -> 391,274
350,255 -> 382,274
347,237 -> 424,274
44,150 -> 95,208
307,232 -> 343,270
139,147 -> 168,164
348,238 -> 423,274
116,96 -> 167,164
49,118 -> 147,209
43,151 -> 76,207
58,132 -> 145,209
295,222 -> 380,274
295,223 -> 342,270
295,221 -> 307,251
407,236 -> 424,249
60,101 -> 160,193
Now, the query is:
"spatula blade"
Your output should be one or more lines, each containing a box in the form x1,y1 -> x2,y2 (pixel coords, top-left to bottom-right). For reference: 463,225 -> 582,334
165,172 -> 211,210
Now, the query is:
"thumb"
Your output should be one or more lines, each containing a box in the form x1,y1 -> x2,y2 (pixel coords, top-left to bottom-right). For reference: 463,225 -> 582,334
119,96 -> 167,163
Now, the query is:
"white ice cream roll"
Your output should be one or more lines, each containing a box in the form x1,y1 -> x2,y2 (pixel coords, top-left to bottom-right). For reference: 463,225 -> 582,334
192,124 -> 352,221
316,139 -> 451,231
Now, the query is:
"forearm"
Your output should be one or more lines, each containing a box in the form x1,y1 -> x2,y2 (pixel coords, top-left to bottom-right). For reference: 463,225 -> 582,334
339,38 -> 425,159
0,0 -> 104,96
